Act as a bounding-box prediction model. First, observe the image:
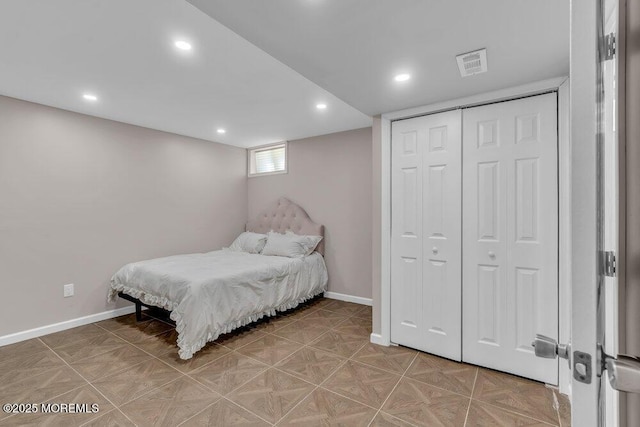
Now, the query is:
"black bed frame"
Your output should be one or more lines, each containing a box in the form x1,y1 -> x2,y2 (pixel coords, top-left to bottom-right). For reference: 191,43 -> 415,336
118,291 -> 325,328
117,292 -> 175,324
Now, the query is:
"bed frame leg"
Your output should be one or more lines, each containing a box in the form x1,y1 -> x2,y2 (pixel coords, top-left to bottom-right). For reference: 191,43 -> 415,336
135,302 -> 142,322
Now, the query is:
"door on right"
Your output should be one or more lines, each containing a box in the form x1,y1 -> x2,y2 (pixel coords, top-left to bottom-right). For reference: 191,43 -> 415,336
462,93 -> 559,385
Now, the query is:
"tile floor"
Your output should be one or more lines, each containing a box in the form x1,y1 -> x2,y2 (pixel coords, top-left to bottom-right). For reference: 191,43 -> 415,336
0,298 -> 571,426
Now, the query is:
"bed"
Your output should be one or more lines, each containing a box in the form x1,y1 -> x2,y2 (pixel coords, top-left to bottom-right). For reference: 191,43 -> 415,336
107,198 -> 328,359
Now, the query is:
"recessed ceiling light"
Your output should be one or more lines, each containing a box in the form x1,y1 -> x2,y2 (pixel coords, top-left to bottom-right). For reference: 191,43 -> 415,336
82,93 -> 98,101
316,103 -> 327,110
174,40 -> 192,51
394,73 -> 411,82
217,128 -> 226,134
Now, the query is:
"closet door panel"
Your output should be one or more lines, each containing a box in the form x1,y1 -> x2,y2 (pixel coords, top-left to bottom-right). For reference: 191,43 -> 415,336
391,110 -> 462,360
391,126 -> 423,343
462,93 -> 558,384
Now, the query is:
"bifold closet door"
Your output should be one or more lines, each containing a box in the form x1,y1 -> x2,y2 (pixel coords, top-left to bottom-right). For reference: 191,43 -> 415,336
391,110 -> 462,360
462,93 -> 558,384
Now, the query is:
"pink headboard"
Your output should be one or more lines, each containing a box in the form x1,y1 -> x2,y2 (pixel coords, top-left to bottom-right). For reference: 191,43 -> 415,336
246,197 -> 325,256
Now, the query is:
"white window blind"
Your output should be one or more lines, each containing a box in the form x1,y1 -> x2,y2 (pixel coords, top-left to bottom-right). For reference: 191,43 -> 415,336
248,142 -> 287,176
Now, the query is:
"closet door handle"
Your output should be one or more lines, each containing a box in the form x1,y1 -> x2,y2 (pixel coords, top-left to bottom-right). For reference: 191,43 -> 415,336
432,247 -> 439,254
488,251 -> 496,259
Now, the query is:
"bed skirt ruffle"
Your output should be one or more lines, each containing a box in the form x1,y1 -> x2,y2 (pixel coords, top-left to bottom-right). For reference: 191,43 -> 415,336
108,284 -> 324,359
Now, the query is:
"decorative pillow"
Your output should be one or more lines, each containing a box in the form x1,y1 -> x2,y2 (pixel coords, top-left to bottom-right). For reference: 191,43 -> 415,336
261,230 -> 323,258
228,232 -> 268,254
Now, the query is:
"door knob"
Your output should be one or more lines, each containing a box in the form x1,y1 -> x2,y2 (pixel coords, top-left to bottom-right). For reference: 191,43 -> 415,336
532,334 -> 570,360
606,354 -> 640,394
488,251 -> 496,258
432,247 -> 438,254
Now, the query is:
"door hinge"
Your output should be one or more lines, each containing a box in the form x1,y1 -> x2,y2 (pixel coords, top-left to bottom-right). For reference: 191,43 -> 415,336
603,251 -> 616,277
603,33 -> 616,60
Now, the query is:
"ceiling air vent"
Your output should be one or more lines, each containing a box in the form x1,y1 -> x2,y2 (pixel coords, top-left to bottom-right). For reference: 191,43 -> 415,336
456,48 -> 487,77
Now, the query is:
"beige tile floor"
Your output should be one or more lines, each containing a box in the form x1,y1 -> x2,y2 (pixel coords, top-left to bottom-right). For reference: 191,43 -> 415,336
0,298 -> 571,426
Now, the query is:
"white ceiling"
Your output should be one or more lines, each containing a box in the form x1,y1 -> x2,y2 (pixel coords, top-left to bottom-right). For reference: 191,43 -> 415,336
0,0 -> 371,148
0,1 -> 569,148
188,0 -> 570,116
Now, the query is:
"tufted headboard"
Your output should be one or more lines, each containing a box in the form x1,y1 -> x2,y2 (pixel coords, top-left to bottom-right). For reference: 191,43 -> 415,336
246,197 -> 325,256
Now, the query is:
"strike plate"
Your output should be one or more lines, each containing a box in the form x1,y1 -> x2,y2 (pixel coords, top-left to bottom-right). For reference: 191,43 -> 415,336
573,351 -> 592,384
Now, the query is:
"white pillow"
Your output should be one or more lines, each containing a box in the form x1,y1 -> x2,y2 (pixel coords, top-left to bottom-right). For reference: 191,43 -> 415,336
228,232 -> 268,254
261,230 -> 323,258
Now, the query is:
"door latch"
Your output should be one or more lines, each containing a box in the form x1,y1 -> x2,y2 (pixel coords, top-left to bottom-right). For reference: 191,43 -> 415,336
531,335 -> 590,382
573,351 -> 592,384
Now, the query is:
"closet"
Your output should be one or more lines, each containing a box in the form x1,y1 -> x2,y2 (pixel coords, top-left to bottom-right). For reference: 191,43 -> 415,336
390,93 -> 559,384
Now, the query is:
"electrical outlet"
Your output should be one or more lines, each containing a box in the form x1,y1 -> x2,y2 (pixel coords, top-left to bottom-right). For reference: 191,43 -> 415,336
63,283 -> 74,298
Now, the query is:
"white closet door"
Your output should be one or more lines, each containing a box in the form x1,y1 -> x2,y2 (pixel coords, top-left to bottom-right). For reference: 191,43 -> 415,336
462,93 -> 558,384
391,110 -> 462,360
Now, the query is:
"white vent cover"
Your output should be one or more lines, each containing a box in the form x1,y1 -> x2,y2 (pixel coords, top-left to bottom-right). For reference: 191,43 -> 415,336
456,48 -> 488,77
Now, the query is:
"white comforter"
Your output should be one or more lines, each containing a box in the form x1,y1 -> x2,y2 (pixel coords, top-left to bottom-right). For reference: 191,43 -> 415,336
108,249 -> 328,359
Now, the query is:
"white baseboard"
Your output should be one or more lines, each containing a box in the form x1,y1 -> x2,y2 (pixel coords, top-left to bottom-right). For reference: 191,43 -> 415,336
1,293 -> 372,348
0,305 -> 137,347
323,291 -> 372,306
370,333 -> 390,346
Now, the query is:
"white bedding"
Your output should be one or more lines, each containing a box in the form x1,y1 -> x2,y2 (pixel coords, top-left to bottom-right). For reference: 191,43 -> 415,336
108,249 -> 328,359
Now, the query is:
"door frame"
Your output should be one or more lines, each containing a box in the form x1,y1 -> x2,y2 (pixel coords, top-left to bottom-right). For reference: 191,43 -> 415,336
568,1 -> 599,424
373,76 -> 573,395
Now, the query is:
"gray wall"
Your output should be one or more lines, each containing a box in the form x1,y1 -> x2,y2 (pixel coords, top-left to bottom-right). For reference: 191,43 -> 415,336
0,95 -> 247,337
247,127 -> 373,299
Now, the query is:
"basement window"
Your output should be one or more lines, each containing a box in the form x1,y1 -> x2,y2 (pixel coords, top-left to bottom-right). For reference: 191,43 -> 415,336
248,142 -> 287,177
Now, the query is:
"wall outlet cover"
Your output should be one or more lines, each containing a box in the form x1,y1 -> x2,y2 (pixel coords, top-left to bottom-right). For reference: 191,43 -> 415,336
63,283 -> 74,298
